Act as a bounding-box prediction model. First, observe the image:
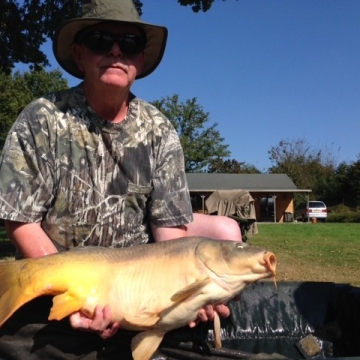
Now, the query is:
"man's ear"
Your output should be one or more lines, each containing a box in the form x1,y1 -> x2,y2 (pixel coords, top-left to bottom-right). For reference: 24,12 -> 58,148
72,44 -> 85,72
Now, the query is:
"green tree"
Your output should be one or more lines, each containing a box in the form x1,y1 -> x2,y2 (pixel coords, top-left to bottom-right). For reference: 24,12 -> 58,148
0,0 -> 142,75
177,0 -> 234,12
324,162 -> 351,206
331,157 -> 360,208
0,0 -> 233,74
0,69 -> 68,149
345,156 -> 360,208
268,138 -> 336,201
151,94 -> 230,172
208,158 -> 261,174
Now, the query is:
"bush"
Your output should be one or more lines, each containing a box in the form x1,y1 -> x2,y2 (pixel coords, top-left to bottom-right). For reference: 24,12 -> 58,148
328,209 -> 360,223
329,204 -> 353,213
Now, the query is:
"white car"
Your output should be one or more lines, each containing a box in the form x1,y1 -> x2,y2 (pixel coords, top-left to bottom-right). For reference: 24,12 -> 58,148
302,201 -> 328,222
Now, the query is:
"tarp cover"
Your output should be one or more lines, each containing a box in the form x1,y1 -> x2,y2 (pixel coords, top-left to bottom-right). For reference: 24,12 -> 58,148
0,281 -> 359,359
205,190 -> 258,238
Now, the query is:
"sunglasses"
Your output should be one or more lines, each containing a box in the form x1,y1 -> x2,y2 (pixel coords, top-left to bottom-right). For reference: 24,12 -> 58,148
75,30 -> 146,55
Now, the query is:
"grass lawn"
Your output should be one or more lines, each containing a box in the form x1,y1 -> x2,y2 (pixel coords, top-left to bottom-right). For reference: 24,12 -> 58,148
248,222 -> 360,287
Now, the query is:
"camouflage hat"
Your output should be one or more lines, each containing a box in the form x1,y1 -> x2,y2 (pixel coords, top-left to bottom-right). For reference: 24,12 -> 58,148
53,0 -> 168,79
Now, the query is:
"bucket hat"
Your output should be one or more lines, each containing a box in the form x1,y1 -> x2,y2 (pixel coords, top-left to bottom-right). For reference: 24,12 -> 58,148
53,0 -> 168,79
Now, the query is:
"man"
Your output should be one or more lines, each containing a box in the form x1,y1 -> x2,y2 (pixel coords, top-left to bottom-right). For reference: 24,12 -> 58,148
0,0 -> 241,357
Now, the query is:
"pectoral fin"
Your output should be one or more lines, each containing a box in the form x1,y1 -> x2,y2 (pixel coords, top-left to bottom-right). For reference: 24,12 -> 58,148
48,291 -> 83,320
124,312 -> 160,327
170,278 -> 211,303
131,329 -> 165,360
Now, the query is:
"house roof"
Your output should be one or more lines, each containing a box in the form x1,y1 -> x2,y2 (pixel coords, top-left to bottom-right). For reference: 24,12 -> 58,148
186,173 -> 311,193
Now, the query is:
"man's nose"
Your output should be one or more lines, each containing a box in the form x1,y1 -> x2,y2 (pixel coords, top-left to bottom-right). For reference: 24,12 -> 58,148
108,41 -> 123,57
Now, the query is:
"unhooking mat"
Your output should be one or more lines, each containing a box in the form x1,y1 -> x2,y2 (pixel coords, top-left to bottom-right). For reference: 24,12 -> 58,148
0,281 -> 359,359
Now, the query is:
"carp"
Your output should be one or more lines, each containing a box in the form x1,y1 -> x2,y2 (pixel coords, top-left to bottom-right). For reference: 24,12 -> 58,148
0,236 -> 277,360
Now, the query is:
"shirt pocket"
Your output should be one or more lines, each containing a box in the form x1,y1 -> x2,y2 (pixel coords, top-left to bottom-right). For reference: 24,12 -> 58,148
125,182 -> 153,213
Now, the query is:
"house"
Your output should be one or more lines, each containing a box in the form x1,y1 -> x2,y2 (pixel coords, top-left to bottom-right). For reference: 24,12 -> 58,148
186,173 -> 311,223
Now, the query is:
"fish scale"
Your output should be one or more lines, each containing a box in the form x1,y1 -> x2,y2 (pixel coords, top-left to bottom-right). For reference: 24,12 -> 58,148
0,236 -> 276,360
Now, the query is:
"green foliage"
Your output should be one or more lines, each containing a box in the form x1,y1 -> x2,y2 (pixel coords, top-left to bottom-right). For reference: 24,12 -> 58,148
329,204 -> 354,213
318,157 -> 360,208
269,137 -> 336,192
0,72 -> 31,145
176,0 -> 237,12
340,157 -> 360,207
327,205 -> 360,223
268,138 -> 360,208
328,212 -> 360,223
151,94 -> 230,172
208,158 -> 261,174
0,69 -> 68,150
177,0 -> 216,12
268,137 -> 343,206
1,1 -> 77,74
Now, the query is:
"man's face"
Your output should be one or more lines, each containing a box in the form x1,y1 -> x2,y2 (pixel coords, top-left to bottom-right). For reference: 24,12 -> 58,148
72,22 -> 145,89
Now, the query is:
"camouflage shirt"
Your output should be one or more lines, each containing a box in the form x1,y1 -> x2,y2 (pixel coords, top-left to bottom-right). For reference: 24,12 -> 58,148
0,84 -> 193,250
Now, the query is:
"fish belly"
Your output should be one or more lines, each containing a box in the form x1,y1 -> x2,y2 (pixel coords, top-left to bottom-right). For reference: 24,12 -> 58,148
104,252 -> 205,330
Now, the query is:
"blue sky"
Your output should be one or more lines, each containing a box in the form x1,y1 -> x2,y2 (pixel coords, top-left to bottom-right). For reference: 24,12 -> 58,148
32,0 -> 360,172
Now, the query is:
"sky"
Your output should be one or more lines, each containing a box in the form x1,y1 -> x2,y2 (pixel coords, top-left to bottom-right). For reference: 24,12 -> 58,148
33,0 -> 360,172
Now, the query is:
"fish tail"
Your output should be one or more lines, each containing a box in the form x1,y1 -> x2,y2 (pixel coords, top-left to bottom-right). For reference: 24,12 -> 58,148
0,260 -> 38,326
131,329 -> 165,360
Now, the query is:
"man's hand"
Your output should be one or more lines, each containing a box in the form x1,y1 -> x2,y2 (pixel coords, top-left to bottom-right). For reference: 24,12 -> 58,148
69,305 -> 120,339
189,304 -> 230,328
